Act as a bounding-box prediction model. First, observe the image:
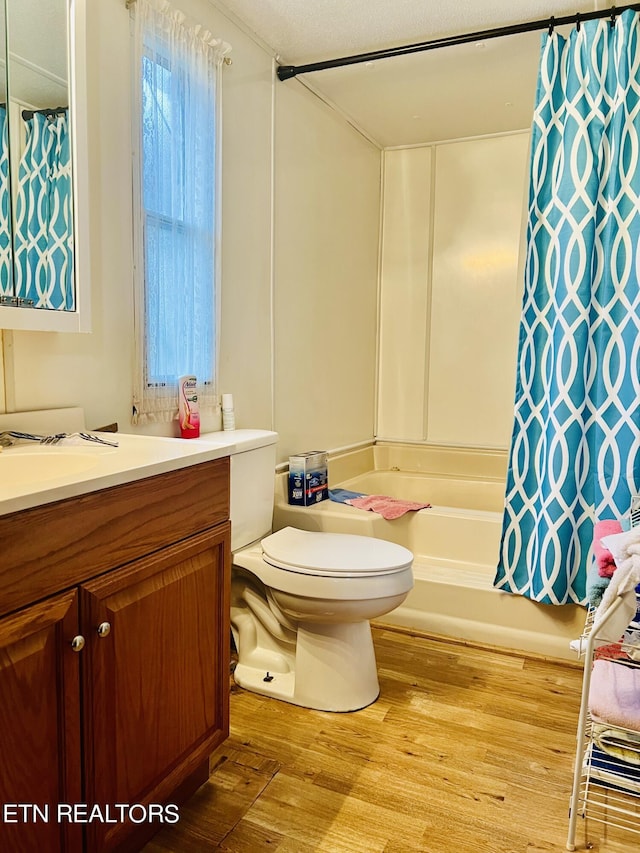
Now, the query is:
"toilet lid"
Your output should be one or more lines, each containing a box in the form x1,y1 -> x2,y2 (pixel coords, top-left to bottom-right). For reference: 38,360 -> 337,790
261,527 -> 413,577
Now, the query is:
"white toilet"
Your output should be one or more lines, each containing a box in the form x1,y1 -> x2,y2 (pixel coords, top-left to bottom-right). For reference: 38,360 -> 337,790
227,429 -> 414,712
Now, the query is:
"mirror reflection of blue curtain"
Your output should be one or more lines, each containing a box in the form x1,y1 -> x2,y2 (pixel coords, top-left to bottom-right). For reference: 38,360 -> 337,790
14,111 -> 74,310
0,106 -> 12,297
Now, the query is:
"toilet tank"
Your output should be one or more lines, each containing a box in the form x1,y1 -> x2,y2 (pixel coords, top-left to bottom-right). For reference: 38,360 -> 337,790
226,429 -> 279,551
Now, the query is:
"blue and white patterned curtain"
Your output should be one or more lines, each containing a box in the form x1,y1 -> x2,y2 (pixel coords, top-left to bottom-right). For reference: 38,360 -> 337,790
0,106 -> 12,297
14,110 -> 74,310
494,10 -> 640,606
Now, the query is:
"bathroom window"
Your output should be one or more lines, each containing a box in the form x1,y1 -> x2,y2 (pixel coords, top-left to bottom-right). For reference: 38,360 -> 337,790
130,0 -> 230,424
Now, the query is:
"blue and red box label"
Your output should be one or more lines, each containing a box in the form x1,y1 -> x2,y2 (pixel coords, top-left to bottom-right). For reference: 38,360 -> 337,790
288,451 -> 328,506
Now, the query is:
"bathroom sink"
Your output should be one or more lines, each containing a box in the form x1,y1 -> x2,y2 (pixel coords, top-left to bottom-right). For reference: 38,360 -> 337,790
0,429 -> 237,517
0,448 -> 101,486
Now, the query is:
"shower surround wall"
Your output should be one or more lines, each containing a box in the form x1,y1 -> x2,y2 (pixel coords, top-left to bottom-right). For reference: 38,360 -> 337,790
377,132 -> 530,449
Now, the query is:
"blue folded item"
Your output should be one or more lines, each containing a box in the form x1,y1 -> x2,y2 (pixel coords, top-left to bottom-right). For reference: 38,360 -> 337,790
589,744 -> 640,795
328,488 -> 367,504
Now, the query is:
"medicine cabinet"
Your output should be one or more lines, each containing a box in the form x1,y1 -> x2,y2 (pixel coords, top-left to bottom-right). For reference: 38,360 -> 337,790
0,0 -> 90,332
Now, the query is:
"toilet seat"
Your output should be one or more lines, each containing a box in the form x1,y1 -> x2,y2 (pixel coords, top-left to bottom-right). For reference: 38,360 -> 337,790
261,526 -> 413,578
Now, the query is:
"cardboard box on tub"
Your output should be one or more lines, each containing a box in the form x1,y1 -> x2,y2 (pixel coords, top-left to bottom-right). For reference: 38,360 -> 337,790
288,451 -> 328,506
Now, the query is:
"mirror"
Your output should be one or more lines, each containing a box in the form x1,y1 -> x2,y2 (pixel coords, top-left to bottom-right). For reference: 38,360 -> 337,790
0,0 -> 90,332
0,1 -> 10,303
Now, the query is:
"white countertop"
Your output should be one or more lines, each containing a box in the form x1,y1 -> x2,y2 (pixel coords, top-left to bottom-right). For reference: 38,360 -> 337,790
0,431 -> 237,517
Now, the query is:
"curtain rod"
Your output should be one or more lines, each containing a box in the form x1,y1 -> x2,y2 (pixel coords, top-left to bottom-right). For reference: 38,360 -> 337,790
22,107 -> 68,121
276,3 -> 640,81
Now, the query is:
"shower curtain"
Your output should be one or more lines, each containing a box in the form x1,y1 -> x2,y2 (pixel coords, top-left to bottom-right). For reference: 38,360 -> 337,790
494,10 -> 640,605
14,110 -> 74,310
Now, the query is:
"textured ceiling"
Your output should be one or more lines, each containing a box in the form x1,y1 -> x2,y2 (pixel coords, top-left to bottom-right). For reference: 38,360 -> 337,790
216,0 -> 612,146
217,0 -> 605,65
9,0 -> 68,107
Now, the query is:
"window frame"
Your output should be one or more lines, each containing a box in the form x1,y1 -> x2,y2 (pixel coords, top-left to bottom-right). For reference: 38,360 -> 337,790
130,0 -> 229,426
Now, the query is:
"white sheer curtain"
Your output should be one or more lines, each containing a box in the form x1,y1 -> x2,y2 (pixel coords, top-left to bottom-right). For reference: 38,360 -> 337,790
131,0 -> 230,424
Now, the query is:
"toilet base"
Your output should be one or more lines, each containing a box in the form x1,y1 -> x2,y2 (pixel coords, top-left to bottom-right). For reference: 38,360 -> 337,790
234,664 -> 297,704
233,619 -> 380,712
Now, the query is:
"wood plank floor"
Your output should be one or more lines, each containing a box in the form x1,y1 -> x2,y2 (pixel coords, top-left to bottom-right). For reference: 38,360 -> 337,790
144,627 -> 637,852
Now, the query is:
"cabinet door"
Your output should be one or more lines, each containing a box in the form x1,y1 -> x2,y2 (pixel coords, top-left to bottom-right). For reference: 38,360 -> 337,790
81,525 -> 230,852
0,591 -> 82,853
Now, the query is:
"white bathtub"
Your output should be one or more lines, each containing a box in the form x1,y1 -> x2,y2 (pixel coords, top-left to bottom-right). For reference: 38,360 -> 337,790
273,443 -> 585,660
336,469 -> 506,513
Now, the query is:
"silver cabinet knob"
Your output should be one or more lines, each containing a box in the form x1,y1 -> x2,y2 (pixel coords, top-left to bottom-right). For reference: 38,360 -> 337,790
97,622 -> 111,638
70,635 -> 85,652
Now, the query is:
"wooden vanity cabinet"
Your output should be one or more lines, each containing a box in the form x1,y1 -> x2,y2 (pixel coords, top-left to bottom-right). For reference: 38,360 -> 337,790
0,590 -> 83,853
0,458 -> 231,853
82,527 -> 229,852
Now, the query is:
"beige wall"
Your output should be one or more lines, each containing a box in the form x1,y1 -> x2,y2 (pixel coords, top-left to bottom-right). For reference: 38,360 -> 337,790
273,83 -> 381,460
377,133 -> 529,449
377,146 -> 432,441
0,0 -> 381,461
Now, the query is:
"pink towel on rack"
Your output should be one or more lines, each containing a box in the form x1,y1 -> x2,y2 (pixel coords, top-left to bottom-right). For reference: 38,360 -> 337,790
346,494 -> 431,520
589,659 -> 640,733
594,519 -> 623,578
